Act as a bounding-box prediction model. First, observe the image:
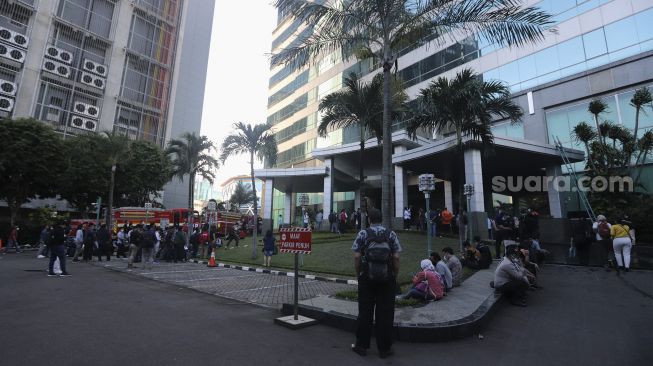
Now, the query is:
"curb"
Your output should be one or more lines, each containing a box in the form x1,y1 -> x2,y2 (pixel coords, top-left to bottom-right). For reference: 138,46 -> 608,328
281,291 -> 504,342
187,259 -> 358,285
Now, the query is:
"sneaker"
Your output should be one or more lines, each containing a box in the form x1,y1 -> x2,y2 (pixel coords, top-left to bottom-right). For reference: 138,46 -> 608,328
47,272 -> 57,277
351,345 -> 366,356
37,255 -> 46,259
60,272 -> 71,277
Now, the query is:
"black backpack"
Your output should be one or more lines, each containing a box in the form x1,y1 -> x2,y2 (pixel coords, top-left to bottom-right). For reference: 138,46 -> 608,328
141,230 -> 155,248
361,228 -> 393,282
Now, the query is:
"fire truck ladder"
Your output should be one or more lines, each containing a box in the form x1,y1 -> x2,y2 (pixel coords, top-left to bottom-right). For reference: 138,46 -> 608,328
553,136 -> 596,222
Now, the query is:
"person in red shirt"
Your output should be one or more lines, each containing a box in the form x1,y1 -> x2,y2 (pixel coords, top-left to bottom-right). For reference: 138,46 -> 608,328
440,207 -> 453,235
4,226 -> 21,253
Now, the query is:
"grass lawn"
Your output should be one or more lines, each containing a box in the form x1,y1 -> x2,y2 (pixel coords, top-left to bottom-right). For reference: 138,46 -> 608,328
213,230 -> 464,285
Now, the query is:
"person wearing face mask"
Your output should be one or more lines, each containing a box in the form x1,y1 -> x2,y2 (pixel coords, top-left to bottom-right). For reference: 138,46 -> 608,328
442,247 -> 462,287
491,245 -> 532,307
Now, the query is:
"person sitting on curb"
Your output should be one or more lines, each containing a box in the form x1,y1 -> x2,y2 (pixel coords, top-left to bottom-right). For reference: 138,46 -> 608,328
442,247 -> 462,287
401,259 -> 444,301
475,237 -> 493,269
491,245 -> 532,307
429,252 -> 453,292
461,240 -> 481,269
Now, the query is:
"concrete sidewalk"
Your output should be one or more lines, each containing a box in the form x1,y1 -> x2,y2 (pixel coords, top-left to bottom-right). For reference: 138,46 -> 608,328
283,264 -> 501,341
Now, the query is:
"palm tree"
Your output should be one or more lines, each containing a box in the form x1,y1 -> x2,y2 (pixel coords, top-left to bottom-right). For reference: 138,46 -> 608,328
630,87 -> 652,144
272,0 -> 554,228
230,181 -> 256,210
220,122 -> 277,259
588,99 -> 609,144
318,72 -> 408,222
166,133 -> 219,240
407,68 -> 522,220
572,122 -> 598,172
103,131 -> 130,229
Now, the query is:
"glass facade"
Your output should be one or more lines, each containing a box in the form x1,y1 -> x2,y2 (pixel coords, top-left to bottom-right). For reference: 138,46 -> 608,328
545,83 -> 653,172
484,8 -> 653,93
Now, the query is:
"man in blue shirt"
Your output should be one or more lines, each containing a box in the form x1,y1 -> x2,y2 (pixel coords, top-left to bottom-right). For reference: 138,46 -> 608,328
351,208 -> 401,359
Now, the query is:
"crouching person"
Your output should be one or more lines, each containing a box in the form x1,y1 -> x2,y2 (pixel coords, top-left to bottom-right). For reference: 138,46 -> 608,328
402,259 -> 444,301
492,245 -> 530,307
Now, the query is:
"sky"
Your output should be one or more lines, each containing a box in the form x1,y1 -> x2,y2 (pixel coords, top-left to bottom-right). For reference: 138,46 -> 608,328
200,1 -> 278,189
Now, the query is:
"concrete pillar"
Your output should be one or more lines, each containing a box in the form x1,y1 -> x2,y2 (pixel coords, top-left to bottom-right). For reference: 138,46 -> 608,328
322,158 -> 333,230
284,191 -> 292,226
354,188 -> 361,209
261,179 -> 274,233
546,165 -> 566,218
444,180 -> 453,211
464,149 -> 486,212
394,146 -> 407,229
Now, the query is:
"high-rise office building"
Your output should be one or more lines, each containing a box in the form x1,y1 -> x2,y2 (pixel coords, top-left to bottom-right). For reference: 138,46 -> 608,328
0,0 -> 214,209
258,0 -> 653,232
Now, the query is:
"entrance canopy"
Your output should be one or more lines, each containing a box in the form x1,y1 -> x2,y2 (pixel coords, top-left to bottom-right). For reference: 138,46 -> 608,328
254,166 -> 328,193
392,135 -> 585,180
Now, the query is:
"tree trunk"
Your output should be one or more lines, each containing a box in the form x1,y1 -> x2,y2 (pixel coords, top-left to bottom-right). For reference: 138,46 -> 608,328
250,151 -> 258,259
359,126 -> 366,228
107,164 -> 116,228
381,59 -> 393,229
9,201 -> 19,227
594,115 -> 603,144
187,173 -> 194,249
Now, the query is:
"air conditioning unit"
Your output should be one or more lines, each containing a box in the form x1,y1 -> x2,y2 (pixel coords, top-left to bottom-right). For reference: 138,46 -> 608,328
69,114 -> 97,132
0,95 -> 14,112
0,43 -> 25,63
73,101 -> 100,119
0,26 -> 29,49
45,106 -> 61,122
0,79 -> 17,96
82,58 -> 107,77
42,59 -> 72,78
45,45 -> 73,65
79,71 -> 105,90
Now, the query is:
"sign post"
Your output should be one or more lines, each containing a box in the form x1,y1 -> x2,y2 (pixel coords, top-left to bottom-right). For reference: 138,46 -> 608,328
144,202 -> 152,225
274,227 -> 317,329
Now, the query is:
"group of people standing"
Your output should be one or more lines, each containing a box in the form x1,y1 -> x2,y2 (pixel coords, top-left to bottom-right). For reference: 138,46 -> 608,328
403,206 -> 455,237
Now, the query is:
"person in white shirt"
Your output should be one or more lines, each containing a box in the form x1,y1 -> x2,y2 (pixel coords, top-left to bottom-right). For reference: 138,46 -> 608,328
72,224 -> 85,262
403,207 -> 411,230
592,214 -> 613,271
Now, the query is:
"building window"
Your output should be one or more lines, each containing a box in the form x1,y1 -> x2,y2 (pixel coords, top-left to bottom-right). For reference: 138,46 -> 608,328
57,0 -> 115,39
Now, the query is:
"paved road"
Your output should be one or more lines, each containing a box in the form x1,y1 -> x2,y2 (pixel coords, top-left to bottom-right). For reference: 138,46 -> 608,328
1,254 -> 651,366
93,259 -> 356,308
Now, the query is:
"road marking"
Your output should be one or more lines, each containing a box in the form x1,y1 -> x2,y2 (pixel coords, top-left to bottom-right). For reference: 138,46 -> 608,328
169,274 -> 259,282
140,268 -> 225,275
222,280 -> 318,294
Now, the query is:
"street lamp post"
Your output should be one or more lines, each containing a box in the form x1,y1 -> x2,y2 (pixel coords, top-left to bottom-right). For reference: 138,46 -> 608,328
463,184 -> 474,248
144,202 -> 152,226
418,174 -> 436,256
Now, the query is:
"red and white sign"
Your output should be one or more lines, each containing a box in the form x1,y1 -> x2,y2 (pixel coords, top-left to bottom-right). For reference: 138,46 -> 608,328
279,227 -> 312,254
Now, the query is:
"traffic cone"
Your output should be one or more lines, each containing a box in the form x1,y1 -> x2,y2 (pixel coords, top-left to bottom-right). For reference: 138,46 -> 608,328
207,248 -> 217,267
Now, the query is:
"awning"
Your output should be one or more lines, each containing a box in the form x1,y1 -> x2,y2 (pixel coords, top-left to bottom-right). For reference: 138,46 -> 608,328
392,135 -> 585,181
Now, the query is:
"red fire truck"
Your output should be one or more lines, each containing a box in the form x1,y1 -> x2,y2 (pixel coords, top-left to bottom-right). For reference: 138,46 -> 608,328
112,207 -> 243,236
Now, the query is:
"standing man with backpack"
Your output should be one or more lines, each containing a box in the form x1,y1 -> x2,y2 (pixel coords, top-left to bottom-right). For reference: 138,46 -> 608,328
140,225 -> 156,270
351,208 -> 401,359
592,215 -> 613,271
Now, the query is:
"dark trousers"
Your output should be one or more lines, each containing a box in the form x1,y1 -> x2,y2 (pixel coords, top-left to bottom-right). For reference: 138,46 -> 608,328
116,244 -> 128,258
496,279 -> 528,301
48,245 -> 67,274
494,231 -> 503,259
174,244 -> 185,262
82,244 -> 94,261
355,277 -> 395,352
